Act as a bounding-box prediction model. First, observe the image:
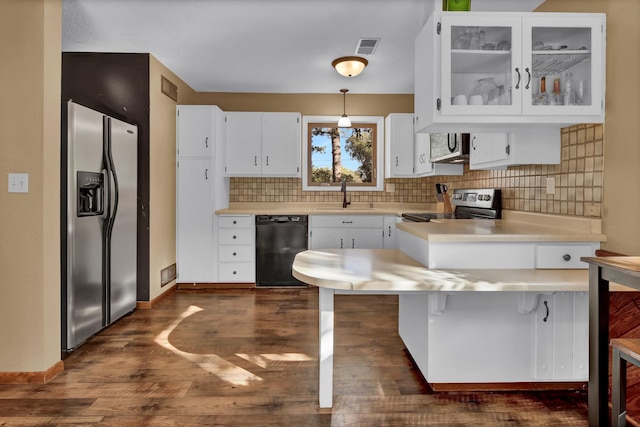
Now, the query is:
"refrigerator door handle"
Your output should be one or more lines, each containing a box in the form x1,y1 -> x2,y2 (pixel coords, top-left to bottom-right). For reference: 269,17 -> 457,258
101,168 -> 109,220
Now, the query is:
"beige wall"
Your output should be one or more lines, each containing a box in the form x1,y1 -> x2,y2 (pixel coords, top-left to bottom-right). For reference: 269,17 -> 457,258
0,0 -> 61,371
148,56 -> 196,300
537,0 -> 640,254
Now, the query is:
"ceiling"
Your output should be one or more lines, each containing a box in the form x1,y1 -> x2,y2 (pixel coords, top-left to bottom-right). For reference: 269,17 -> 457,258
61,0 -> 546,95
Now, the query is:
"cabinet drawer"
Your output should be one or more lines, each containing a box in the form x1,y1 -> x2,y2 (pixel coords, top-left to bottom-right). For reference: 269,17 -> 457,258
219,245 -> 252,262
311,215 -> 384,228
219,262 -> 255,282
218,216 -> 252,228
219,228 -> 253,245
535,245 -> 595,269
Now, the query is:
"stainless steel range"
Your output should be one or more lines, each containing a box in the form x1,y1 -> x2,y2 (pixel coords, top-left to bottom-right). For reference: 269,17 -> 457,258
402,188 -> 502,222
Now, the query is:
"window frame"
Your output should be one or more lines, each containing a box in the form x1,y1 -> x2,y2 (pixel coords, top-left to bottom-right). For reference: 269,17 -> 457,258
301,115 -> 384,192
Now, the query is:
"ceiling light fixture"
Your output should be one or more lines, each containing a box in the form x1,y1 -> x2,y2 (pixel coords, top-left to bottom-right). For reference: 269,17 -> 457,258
338,89 -> 351,127
332,56 -> 368,77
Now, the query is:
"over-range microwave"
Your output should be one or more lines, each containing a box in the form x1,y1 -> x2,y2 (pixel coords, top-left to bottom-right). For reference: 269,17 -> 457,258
429,133 -> 470,163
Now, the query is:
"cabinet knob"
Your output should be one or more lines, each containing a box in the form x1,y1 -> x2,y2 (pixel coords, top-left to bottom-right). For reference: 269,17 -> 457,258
233,271 -> 237,275
563,254 -> 571,261
233,235 -> 237,239
233,252 -> 237,256
233,220 -> 237,224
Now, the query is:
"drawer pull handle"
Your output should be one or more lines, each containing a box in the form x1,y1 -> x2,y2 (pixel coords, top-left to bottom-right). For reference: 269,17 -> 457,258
233,235 -> 237,239
233,220 -> 237,224
543,300 -> 549,322
233,252 -> 237,256
342,221 -> 353,224
563,254 -> 571,261
233,271 -> 237,275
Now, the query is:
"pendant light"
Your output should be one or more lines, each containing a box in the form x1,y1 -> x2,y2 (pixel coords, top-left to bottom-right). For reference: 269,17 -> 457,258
337,89 -> 351,127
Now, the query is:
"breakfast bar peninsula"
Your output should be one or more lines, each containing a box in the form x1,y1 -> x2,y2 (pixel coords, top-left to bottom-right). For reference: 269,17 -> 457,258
292,248 -> 612,409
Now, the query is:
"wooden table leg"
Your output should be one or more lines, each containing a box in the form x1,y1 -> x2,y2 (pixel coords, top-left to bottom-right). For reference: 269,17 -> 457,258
319,287 -> 335,408
588,264 -> 610,426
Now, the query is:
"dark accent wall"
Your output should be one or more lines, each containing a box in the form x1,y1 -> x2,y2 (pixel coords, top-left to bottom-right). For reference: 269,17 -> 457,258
62,52 -> 150,301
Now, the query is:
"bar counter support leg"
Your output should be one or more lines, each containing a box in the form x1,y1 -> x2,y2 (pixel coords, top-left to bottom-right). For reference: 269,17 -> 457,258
318,287 -> 335,408
588,264 -> 610,427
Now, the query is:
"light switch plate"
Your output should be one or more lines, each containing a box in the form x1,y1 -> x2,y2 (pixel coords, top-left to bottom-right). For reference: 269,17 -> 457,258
8,173 -> 28,193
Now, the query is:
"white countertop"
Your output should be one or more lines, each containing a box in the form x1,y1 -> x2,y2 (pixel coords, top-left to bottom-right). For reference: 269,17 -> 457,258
292,249 -> 628,292
397,210 -> 606,243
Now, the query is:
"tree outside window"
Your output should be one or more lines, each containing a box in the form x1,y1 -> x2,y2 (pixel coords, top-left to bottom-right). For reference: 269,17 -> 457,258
307,123 -> 377,187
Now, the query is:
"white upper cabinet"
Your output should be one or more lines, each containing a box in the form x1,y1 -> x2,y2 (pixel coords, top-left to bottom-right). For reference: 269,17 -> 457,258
415,11 -> 605,133
177,106 -> 213,157
261,113 -> 301,176
385,114 -> 415,178
385,113 -> 464,178
225,111 -> 301,177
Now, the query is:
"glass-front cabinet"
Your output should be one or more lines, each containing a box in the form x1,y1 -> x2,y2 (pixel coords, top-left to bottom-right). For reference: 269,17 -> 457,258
425,12 -> 605,128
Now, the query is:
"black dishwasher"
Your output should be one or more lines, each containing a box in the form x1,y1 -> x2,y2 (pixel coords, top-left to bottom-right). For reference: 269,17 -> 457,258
255,215 -> 308,286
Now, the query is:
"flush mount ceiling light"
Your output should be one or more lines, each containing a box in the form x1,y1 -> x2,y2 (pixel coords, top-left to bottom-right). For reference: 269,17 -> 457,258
337,89 -> 351,127
332,56 -> 368,77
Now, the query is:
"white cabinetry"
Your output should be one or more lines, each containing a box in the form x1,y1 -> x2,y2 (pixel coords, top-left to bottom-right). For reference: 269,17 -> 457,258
217,215 -> 255,282
225,112 -> 301,177
383,216 -> 399,249
385,114 -> 415,178
396,228 -> 598,385
176,105 -> 228,283
309,215 -> 384,250
385,113 -> 464,178
415,11 -> 605,133
469,128 -> 559,169
534,291 -> 588,380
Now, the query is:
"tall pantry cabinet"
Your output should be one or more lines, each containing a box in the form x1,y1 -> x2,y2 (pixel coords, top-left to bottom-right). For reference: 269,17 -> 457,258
176,105 -> 229,283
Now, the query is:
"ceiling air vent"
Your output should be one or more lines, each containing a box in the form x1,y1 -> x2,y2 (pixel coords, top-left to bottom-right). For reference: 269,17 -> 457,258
355,38 -> 380,55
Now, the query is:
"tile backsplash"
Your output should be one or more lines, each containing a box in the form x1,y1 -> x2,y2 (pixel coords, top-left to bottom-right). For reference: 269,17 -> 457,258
229,124 -> 603,217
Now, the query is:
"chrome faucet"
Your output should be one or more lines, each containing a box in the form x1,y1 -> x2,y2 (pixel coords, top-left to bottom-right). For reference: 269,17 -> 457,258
341,179 -> 351,209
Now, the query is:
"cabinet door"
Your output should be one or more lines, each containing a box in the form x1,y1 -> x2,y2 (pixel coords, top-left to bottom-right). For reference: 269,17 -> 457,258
522,15 -> 604,116
414,132 -> 432,176
177,106 -> 212,157
349,228 -> 384,249
225,112 -> 262,176
262,113 -> 301,176
469,133 -> 510,167
177,158 -> 215,282
385,114 -> 415,177
440,13 -> 522,116
309,228 -> 344,249
383,216 -> 398,249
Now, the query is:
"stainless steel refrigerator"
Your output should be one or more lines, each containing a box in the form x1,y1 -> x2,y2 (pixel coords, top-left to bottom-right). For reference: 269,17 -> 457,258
61,100 -> 138,352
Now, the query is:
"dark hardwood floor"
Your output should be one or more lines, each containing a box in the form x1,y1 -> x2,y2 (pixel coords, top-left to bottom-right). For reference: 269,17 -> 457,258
0,288 -> 590,426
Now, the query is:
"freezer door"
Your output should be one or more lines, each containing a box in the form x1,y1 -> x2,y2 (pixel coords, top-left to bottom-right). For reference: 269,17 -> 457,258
107,116 -> 138,322
64,102 -> 105,350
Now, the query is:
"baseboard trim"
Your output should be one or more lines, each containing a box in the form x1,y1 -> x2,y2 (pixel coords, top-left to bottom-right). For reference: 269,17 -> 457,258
177,282 -> 256,290
0,360 -> 64,384
429,381 -> 587,392
136,283 -> 177,310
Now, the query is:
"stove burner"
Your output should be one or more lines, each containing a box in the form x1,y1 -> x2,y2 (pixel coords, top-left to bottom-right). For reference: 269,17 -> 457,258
401,188 -> 502,222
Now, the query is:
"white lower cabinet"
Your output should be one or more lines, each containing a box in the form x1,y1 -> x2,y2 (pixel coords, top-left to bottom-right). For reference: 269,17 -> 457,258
396,228 -> 598,385
534,291 -> 589,380
217,215 -> 255,282
309,215 -> 384,250
383,216 -> 399,249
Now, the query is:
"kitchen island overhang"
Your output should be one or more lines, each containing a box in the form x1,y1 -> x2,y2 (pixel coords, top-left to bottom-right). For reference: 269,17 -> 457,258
292,248 -> 620,408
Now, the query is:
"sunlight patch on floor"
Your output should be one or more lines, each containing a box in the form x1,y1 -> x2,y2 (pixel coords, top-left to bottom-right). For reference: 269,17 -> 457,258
236,353 -> 314,369
154,305 -> 263,386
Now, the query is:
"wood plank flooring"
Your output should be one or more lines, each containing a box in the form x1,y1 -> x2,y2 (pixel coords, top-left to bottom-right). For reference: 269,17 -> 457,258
0,288 -> 591,426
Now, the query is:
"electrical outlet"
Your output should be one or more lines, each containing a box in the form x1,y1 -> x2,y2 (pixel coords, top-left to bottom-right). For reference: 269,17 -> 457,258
585,205 -> 601,217
8,173 -> 28,193
545,177 -> 555,195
